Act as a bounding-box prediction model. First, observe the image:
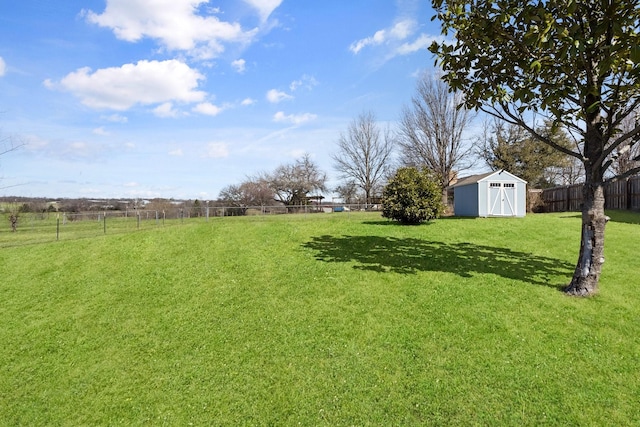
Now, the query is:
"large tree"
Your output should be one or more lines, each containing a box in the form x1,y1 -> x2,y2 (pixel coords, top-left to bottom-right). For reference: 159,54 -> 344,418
332,111 -> 394,206
333,181 -> 360,205
218,178 -> 273,214
268,154 -> 327,206
397,71 -> 475,208
430,0 -> 640,296
478,119 -> 574,188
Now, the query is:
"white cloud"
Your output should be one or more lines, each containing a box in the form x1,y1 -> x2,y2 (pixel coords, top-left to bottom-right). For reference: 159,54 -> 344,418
231,59 -> 246,73
266,89 -> 293,103
396,34 -> 440,56
22,134 -> 131,163
193,102 -> 224,116
102,114 -> 128,123
390,19 -> 415,39
48,60 -> 206,110
243,0 -> 283,21
169,148 -> 184,156
241,98 -> 256,106
290,74 -> 318,92
84,0 -> 261,59
349,19 -> 416,54
0,57 -> 6,77
58,140 -> 110,160
93,127 -> 110,135
23,134 -> 50,152
154,102 -> 181,118
273,111 -> 317,125
287,148 -> 308,159
203,142 -> 229,158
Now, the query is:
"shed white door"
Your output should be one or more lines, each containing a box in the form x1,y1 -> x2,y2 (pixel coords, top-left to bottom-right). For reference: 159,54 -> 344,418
488,182 -> 516,216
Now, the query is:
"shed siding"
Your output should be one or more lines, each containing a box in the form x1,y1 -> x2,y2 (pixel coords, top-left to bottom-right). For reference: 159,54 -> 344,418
517,182 -> 526,216
453,183 -> 479,216
478,181 -> 489,216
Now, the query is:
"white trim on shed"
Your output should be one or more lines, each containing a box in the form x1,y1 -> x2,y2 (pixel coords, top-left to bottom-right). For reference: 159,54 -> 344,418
451,170 -> 527,217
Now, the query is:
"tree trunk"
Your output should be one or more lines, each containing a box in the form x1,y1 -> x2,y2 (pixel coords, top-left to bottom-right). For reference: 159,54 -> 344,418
564,179 -> 607,296
441,188 -> 449,214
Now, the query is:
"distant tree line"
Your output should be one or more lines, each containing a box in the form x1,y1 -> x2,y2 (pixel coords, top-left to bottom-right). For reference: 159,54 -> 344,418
217,70 -> 627,216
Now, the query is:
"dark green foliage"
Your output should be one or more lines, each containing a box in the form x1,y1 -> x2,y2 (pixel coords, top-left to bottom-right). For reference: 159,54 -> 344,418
478,119 -> 575,188
382,167 -> 444,224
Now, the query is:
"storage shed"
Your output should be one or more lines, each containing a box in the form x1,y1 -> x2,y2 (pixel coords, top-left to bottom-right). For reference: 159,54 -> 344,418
451,170 -> 527,217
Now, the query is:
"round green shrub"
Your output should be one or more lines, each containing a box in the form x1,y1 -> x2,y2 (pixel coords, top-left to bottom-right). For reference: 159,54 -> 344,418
382,167 -> 444,224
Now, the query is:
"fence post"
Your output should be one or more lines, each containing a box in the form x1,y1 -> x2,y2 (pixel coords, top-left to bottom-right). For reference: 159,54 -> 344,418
56,217 -> 60,241
104,213 -> 107,234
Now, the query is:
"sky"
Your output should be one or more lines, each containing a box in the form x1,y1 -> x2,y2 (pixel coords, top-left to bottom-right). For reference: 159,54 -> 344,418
0,0 -> 462,201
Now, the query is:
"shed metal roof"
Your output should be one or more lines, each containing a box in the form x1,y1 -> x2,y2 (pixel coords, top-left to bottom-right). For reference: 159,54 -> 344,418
450,170 -> 527,188
450,171 -> 495,188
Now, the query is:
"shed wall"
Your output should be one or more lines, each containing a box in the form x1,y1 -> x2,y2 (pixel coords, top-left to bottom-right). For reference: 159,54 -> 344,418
453,183 -> 479,216
480,176 -> 526,217
478,181 -> 489,216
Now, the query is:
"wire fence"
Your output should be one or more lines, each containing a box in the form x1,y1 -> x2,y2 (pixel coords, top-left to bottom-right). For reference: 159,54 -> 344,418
0,204 -> 379,248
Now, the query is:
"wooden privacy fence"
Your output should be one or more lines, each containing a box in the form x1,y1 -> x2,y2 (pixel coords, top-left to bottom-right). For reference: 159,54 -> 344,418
542,176 -> 640,212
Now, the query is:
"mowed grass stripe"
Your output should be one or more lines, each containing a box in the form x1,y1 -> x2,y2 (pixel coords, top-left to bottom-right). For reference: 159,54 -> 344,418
0,211 -> 638,425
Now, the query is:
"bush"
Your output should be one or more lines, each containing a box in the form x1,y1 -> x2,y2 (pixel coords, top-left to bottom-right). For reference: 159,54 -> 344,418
382,167 -> 444,224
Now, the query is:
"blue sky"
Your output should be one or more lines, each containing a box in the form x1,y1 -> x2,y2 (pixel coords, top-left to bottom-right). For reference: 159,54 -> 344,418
0,0 -> 451,200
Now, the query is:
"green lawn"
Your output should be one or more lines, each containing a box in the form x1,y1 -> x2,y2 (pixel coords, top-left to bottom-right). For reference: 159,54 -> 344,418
0,211 -> 638,425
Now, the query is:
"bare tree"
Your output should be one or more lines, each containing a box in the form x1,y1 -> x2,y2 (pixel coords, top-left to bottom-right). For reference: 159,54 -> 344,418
333,181 -> 359,204
612,112 -> 640,176
332,111 -> 394,206
218,177 -> 274,213
397,72 -> 475,207
268,154 -> 327,206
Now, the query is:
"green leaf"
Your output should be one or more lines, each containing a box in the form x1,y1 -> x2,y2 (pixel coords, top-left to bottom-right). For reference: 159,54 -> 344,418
530,60 -> 542,73
631,45 -> 640,64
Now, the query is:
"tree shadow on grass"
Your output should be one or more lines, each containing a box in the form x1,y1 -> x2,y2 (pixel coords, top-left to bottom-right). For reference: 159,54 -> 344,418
302,235 -> 573,289
362,216 -> 486,227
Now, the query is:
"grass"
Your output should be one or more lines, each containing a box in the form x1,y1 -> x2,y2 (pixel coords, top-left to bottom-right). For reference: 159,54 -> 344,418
0,211 -> 639,425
